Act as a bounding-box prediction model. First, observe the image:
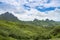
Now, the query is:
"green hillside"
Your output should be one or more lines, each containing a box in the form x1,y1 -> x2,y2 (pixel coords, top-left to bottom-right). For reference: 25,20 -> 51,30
0,20 -> 48,40
0,20 -> 60,40
0,12 -> 19,22
23,19 -> 59,28
0,12 -> 60,40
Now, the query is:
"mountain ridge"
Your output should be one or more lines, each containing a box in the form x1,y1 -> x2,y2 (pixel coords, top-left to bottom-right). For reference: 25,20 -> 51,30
0,12 -> 59,27
0,12 -> 19,22
0,12 -> 60,40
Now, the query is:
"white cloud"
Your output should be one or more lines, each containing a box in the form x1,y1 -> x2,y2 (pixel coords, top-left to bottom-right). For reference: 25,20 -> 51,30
46,9 -> 60,21
0,0 -> 18,6
44,0 -> 60,7
0,0 -> 60,21
12,8 -> 60,21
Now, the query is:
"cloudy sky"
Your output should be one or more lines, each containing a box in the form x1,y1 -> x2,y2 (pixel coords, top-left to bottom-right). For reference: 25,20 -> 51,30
0,0 -> 60,21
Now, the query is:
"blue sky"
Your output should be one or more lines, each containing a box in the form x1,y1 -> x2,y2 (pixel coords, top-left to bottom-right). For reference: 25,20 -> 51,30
0,0 -> 60,21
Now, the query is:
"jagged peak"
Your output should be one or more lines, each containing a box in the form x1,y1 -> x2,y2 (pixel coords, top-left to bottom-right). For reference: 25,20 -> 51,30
0,12 -> 19,22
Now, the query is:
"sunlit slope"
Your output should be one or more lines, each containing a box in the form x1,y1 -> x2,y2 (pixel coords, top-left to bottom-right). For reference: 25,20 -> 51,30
0,20 -> 60,40
0,20 -> 48,40
0,12 -> 60,40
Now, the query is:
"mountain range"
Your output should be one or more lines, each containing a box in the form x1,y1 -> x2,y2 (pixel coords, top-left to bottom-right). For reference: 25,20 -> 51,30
0,12 -> 59,27
0,12 -> 19,22
0,12 -> 60,40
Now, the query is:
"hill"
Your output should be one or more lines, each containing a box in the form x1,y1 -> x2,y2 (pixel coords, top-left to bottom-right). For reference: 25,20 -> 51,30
0,20 -> 60,40
0,12 -> 60,40
0,20 -> 49,40
0,12 -> 59,27
23,19 -> 59,27
0,12 -> 19,22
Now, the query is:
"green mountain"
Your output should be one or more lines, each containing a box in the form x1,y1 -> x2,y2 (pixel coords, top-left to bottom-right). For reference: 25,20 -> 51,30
0,12 -> 60,40
23,19 -> 58,27
0,12 -> 59,27
0,12 -> 19,22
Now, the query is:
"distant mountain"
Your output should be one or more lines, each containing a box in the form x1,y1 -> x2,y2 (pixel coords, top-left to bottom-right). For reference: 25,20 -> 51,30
0,12 -> 59,27
23,19 -> 58,27
0,12 -> 60,40
0,12 -> 19,22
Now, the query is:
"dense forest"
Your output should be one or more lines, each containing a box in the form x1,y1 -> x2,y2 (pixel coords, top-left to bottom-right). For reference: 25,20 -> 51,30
0,12 -> 60,40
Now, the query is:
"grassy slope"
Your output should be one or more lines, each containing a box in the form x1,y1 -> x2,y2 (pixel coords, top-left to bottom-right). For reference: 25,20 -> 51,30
0,20 -> 60,40
0,20 -> 48,40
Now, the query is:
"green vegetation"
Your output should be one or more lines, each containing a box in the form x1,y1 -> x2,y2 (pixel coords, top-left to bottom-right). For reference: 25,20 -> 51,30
0,12 -> 60,40
0,20 -> 60,40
